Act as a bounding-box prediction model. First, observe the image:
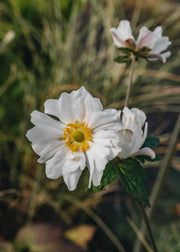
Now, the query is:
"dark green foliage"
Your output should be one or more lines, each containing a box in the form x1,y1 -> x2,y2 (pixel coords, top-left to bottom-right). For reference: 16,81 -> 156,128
93,158 -> 150,207
118,47 -> 134,53
114,56 -> 131,65
114,46 -> 152,65
118,158 -> 150,207
114,48 -> 133,65
143,135 -> 159,149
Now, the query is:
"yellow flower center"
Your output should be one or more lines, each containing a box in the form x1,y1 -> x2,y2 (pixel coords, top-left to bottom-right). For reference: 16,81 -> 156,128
62,121 -> 92,152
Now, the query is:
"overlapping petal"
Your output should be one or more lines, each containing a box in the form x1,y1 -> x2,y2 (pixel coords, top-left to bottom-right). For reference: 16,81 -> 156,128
86,146 -> 110,187
63,170 -> 82,191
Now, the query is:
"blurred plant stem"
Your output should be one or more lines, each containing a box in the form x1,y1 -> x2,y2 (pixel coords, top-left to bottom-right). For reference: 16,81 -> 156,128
133,113 -> 180,252
136,200 -> 158,252
127,217 -> 153,252
124,55 -> 136,107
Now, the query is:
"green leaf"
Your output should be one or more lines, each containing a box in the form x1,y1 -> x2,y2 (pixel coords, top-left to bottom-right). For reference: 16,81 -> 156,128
118,47 -> 134,54
134,47 -> 151,60
92,160 -> 118,192
93,158 -> 150,207
143,135 -> 159,148
117,158 -> 150,207
114,56 -> 131,65
114,46 -> 153,64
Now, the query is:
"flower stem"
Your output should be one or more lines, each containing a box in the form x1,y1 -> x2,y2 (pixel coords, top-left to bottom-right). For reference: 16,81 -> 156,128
124,55 -> 135,107
136,200 -> 158,252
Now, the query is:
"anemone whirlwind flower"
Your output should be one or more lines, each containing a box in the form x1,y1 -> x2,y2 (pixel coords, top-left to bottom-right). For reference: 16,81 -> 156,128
110,20 -> 171,63
118,107 -> 155,159
26,87 -> 122,190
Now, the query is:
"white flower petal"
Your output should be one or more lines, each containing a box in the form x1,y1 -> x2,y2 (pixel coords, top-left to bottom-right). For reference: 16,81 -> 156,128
117,20 -> 134,41
71,86 -> 92,100
92,152 -> 108,186
93,130 -> 117,146
44,99 -> 60,119
110,28 -> 127,48
133,147 -> 155,159
63,151 -> 86,173
145,53 -> 167,63
45,146 -> 67,179
33,140 -> 64,163
118,129 -> 134,159
153,26 -> 163,39
93,130 -> 122,160
31,110 -> 64,131
57,92 -> 76,123
129,122 -> 148,155
136,26 -> 156,49
110,20 -> 135,48
122,107 -> 135,130
130,108 -> 146,128
151,37 -> 171,54
86,147 -> 110,187
72,97 -> 86,122
26,126 -> 61,143
73,95 -> 103,123
45,91 -> 78,123
63,169 -> 82,191
118,108 -> 155,160
160,51 -> 171,59
84,96 -> 103,122
136,25 -> 171,63
147,51 -> 171,63
91,168 -> 103,187
88,109 -> 120,130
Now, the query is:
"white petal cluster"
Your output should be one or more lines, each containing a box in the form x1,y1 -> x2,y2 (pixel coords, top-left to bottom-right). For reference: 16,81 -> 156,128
118,107 -> 155,159
110,20 -> 171,63
26,87 -> 121,191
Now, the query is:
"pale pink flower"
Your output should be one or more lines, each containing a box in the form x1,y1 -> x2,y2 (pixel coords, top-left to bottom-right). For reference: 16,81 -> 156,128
110,20 -> 171,63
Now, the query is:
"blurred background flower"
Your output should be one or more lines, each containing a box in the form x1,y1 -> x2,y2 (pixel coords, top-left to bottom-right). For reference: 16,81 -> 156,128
0,0 -> 180,251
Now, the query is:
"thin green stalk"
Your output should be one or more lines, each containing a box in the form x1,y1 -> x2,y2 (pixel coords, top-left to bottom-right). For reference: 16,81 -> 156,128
124,55 -> 136,107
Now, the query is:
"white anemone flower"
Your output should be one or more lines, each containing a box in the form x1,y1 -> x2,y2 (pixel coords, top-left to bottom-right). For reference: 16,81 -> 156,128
118,107 -> 155,159
26,87 -> 122,191
110,20 -> 171,63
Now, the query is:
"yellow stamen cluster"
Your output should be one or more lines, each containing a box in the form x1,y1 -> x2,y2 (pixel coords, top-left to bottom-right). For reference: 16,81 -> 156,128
62,121 -> 92,152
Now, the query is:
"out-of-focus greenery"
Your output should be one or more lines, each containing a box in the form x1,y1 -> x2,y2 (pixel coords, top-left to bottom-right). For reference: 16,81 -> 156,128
0,0 -> 180,251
